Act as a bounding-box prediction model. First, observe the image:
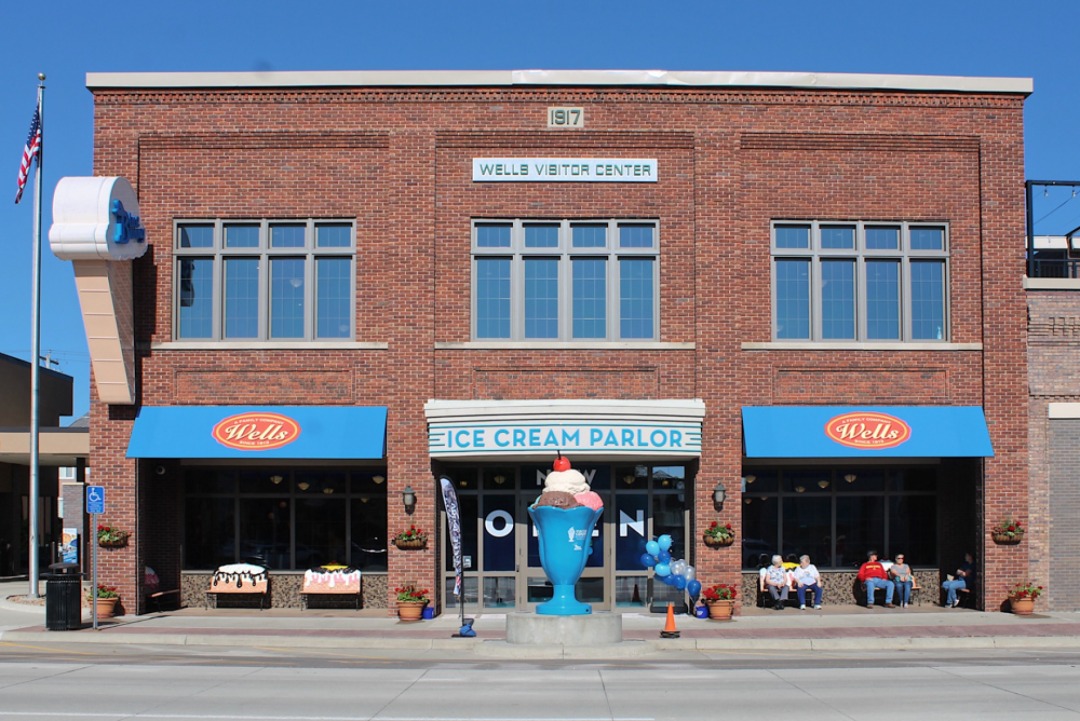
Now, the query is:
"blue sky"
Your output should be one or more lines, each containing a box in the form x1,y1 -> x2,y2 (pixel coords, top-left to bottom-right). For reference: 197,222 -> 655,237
3,1 -> 1078,423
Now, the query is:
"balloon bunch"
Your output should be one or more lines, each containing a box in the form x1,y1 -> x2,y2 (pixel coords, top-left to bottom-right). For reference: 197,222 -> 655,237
640,534 -> 702,602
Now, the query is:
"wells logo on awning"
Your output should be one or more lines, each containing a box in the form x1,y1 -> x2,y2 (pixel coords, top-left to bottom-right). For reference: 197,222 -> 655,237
824,412 -> 910,450
212,412 -> 301,451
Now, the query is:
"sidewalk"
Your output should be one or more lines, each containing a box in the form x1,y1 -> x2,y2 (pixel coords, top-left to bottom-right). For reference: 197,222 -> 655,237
3,578 -> 1080,658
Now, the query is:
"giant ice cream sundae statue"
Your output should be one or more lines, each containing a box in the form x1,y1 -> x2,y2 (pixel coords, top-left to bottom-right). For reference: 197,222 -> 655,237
528,453 -> 604,615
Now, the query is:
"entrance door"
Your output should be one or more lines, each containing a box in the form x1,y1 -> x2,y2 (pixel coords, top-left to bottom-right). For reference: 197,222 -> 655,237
440,463 -> 686,613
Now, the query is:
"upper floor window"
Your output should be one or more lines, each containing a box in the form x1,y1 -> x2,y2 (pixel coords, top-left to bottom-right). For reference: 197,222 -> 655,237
772,221 -> 948,342
472,219 -> 658,341
175,220 -> 355,341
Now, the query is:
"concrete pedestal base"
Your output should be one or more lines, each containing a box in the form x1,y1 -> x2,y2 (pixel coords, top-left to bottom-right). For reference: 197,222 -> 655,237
505,612 -> 623,645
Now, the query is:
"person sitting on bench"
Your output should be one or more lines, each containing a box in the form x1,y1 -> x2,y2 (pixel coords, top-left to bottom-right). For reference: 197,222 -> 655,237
793,554 -> 823,610
888,553 -> 914,608
942,552 -> 975,608
858,550 -> 896,608
763,555 -> 790,611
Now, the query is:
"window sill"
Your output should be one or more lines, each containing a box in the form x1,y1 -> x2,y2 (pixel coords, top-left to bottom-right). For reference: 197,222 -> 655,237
741,341 -> 982,351
435,341 -> 695,350
150,341 -> 389,351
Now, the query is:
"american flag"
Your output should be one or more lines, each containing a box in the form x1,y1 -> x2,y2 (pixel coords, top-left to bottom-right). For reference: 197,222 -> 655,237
15,106 -> 41,204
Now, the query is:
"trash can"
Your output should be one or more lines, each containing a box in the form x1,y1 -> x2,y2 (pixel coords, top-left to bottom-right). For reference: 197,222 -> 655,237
45,562 -> 82,631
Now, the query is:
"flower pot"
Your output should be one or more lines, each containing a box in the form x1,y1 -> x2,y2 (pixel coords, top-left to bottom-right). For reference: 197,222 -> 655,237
397,600 -> 428,622
1009,597 -> 1036,616
94,597 -> 119,618
992,533 -> 1022,545
706,599 -> 735,621
394,538 -> 427,550
703,535 -> 734,548
98,538 -> 128,549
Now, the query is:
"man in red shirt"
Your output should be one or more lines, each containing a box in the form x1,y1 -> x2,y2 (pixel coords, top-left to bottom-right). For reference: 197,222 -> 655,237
857,550 -> 896,608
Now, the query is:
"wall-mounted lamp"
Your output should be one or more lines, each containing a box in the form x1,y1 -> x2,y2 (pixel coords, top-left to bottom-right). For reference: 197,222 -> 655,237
297,481 -> 310,491
744,497 -> 753,505
817,480 -> 830,489
322,487 -> 334,495
622,475 -> 635,485
794,485 -> 806,493
372,475 -> 385,485
712,481 -> 727,507
744,474 -> 756,485
844,473 -> 857,484
402,485 -> 416,514
493,474 -> 506,485
270,475 -> 283,485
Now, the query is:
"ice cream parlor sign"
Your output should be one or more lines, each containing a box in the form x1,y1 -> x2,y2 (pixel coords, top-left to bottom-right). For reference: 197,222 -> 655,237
428,421 -> 701,457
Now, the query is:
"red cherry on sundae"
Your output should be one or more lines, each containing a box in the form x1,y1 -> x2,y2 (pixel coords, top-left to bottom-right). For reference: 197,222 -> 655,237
553,453 -> 571,472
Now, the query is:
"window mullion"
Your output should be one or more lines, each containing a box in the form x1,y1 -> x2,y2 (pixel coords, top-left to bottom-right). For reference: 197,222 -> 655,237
260,220 -> 273,340
559,221 -> 570,340
811,256 -> 822,341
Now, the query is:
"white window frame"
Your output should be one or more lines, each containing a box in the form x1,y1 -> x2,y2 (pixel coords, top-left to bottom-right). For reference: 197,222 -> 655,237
770,220 -> 950,342
173,219 -> 356,342
470,219 -> 659,341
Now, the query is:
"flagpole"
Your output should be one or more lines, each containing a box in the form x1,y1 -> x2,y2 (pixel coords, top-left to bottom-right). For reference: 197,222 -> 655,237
28,73 -> 45,599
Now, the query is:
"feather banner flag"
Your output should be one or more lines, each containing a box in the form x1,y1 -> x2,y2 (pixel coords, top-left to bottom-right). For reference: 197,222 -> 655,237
439,475 -> 463,596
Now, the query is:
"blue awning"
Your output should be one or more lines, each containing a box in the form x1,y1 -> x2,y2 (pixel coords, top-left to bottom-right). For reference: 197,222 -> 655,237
127,406 -> 387,460
742,406 -> 993,458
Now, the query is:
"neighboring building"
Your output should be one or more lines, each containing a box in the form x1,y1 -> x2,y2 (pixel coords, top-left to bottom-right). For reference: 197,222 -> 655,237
1025,183 -> 1080,611
0,354 -> 87,576
54,69 -> 1031,615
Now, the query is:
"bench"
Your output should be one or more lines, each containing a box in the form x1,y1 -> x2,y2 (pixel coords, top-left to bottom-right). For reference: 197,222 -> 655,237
300,567 -> 362,611
146,588 -> 181,612
759,577 -> 825,608
144,566 -> 181,612
206,563 -> 269,610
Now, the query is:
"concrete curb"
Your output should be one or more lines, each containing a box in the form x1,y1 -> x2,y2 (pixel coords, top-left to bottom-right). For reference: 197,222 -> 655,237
3,627 -> 1079,656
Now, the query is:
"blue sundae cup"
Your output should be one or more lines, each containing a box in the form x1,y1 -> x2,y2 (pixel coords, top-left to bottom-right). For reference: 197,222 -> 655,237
528,504 -> 603,615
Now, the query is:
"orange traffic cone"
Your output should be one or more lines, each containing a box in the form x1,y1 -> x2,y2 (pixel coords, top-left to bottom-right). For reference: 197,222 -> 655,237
660,602 -> 680,638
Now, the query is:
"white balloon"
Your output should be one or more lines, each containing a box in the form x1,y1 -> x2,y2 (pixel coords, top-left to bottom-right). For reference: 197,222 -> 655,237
684,565 -> 696,581
671,560 -> 687,576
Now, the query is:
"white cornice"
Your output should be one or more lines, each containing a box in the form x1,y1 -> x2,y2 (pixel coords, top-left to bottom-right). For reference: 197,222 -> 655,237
86,69 -> 1033,95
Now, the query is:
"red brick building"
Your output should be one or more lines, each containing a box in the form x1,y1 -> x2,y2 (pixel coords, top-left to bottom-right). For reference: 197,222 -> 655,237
54,70 -> 1032,616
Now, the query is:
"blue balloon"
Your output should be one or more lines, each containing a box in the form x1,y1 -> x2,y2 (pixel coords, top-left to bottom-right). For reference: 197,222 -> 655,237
654,562 -> 671,577
658,534 -> 673,551
687,579 -> 702,597
662,573 -> 678,586
640,552 -> 656,568
645,540 -> 660,556
657,549 -> 671,564
673,575 -> 687,590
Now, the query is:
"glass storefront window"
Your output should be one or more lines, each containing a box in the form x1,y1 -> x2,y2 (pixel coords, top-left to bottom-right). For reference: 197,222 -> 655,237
782,496 -> 830,564
183,496 -> 235,568
350,494 -> 387,571
484,494 -> 515,572
888,495 -> 936,565
238,497 -> 291,569
295,496 -> 345,568
183,467 -> 387,571
741,466 -> 937,569
483,576 -> 516,608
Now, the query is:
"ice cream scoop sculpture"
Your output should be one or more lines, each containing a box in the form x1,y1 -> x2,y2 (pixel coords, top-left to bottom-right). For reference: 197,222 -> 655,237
528,453 -> 604,615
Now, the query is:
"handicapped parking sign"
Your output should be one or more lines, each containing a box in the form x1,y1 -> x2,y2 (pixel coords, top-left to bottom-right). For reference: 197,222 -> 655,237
86,485 -> 105,515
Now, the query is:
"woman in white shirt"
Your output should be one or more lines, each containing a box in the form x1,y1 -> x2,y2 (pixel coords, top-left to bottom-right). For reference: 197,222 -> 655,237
792,554 -> 823,610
